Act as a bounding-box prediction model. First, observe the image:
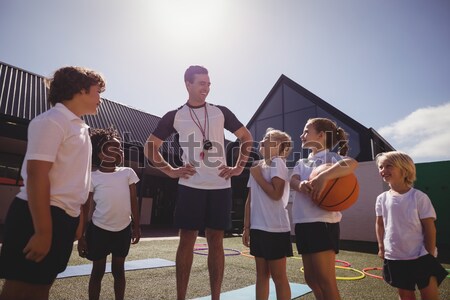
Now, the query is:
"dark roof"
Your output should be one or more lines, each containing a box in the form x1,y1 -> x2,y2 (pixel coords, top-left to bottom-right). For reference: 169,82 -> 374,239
247,74 -> 395,161
84,99 -> 160,147
369,127 -> 396,154
247,74 -> 368,131
0,62 -> 48,120
0,61 -> 166,149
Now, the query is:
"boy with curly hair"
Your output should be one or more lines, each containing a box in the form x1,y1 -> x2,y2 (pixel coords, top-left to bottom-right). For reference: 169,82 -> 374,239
0,66 -> 105,300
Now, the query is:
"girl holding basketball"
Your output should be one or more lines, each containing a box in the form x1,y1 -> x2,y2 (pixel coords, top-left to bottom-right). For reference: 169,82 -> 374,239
290,118 -> 358,300
375,151 -> 448,300
242,128 -> 293,300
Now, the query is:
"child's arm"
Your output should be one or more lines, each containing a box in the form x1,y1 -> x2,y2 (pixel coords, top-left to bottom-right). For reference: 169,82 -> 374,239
250,162 -> 285,200
421,217 -> 437,257
77,192 -> 93,258
23,160 -> 53,263
309,158 -> 358,201
290,174 -> 313,194
375,216 -> 385,259
130,183 -> 141,244
75,203 -> 85,241
242,189 -> 251,247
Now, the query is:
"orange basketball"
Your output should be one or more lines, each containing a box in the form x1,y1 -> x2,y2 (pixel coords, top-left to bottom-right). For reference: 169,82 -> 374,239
309,164 -> 359,211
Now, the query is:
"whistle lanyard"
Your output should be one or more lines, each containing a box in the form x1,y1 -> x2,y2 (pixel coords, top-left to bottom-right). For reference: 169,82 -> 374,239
189,104 -> 212,159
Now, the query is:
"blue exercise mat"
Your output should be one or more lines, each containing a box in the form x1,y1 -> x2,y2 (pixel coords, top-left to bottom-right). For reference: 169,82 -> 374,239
191,280 -> 312,300
57,258 -> 175,279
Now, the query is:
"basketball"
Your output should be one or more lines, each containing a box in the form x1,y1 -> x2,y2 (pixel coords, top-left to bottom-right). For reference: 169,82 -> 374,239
309,163 -> 359,211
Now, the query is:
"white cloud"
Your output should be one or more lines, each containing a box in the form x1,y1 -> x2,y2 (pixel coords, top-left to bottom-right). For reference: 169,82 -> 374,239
377,102 -> 450,163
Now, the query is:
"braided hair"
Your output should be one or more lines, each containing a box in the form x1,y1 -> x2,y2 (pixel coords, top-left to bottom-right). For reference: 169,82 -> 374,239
90,127 -> 121,167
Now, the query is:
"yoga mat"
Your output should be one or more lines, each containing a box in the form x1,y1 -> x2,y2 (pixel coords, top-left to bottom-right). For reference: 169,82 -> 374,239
57,258 -> 175,279
191,280 -> 312,300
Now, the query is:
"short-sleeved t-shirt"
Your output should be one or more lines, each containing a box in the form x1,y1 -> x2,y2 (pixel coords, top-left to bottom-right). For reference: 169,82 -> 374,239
375,188 -> 437,260
152,102 -> 243,189
290,150 -> 343,224
247,157 -> 291,232
90,167 -> 140,232
16,103 -> 92,217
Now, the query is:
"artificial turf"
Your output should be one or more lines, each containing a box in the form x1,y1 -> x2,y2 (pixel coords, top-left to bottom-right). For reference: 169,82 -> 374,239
1,236 -> 449,299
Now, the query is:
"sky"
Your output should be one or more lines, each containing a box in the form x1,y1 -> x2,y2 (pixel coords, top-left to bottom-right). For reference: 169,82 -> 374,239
1,0 -> 449,163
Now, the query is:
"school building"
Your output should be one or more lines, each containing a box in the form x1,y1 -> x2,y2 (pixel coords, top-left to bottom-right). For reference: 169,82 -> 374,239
1,61 -> 448,256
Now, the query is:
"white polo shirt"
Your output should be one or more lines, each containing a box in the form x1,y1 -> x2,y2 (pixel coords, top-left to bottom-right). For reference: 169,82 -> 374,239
17,103 -> 92,217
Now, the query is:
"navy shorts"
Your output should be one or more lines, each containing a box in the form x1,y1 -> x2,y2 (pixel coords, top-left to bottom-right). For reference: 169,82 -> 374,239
295,222 -> 340,254
250,229 -> 293,260
0,197 -> 79,285
383,254 -> 449,291
85,222 -> 132,261
174,185 -> 232,231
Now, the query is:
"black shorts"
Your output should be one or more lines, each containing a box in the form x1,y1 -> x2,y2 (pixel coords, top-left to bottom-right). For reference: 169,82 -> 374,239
295,222 -> 340,255
383,254 -> 449,291
174,185 -> 232,231
0,197 -> 79,285
250,229 -> 293,260
85,222 -> 132,261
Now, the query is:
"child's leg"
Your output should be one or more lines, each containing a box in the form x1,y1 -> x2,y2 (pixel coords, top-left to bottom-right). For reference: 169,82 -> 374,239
111,256 -> 126,300
398,288 -> 416,300
268,257 -> 291,300
0,280 -> 51,300
418,276 -> 439,300
89,257 -> 107,300
255,257 -> 270,300
302,253 -> 323,299
302,250 -> 341,300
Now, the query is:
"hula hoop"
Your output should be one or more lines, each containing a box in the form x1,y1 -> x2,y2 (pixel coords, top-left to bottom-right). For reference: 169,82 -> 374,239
193,247 -> 241,256
240,249 -> 254,258
362,267 -> 383,280
334,266 -> 365,280
300,266 -> 365,280
335,259 -> 351,267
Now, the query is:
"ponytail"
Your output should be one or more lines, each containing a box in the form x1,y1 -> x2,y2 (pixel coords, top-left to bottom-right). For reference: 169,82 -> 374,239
308,118 -> 350,156
336,127 -> 349,156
